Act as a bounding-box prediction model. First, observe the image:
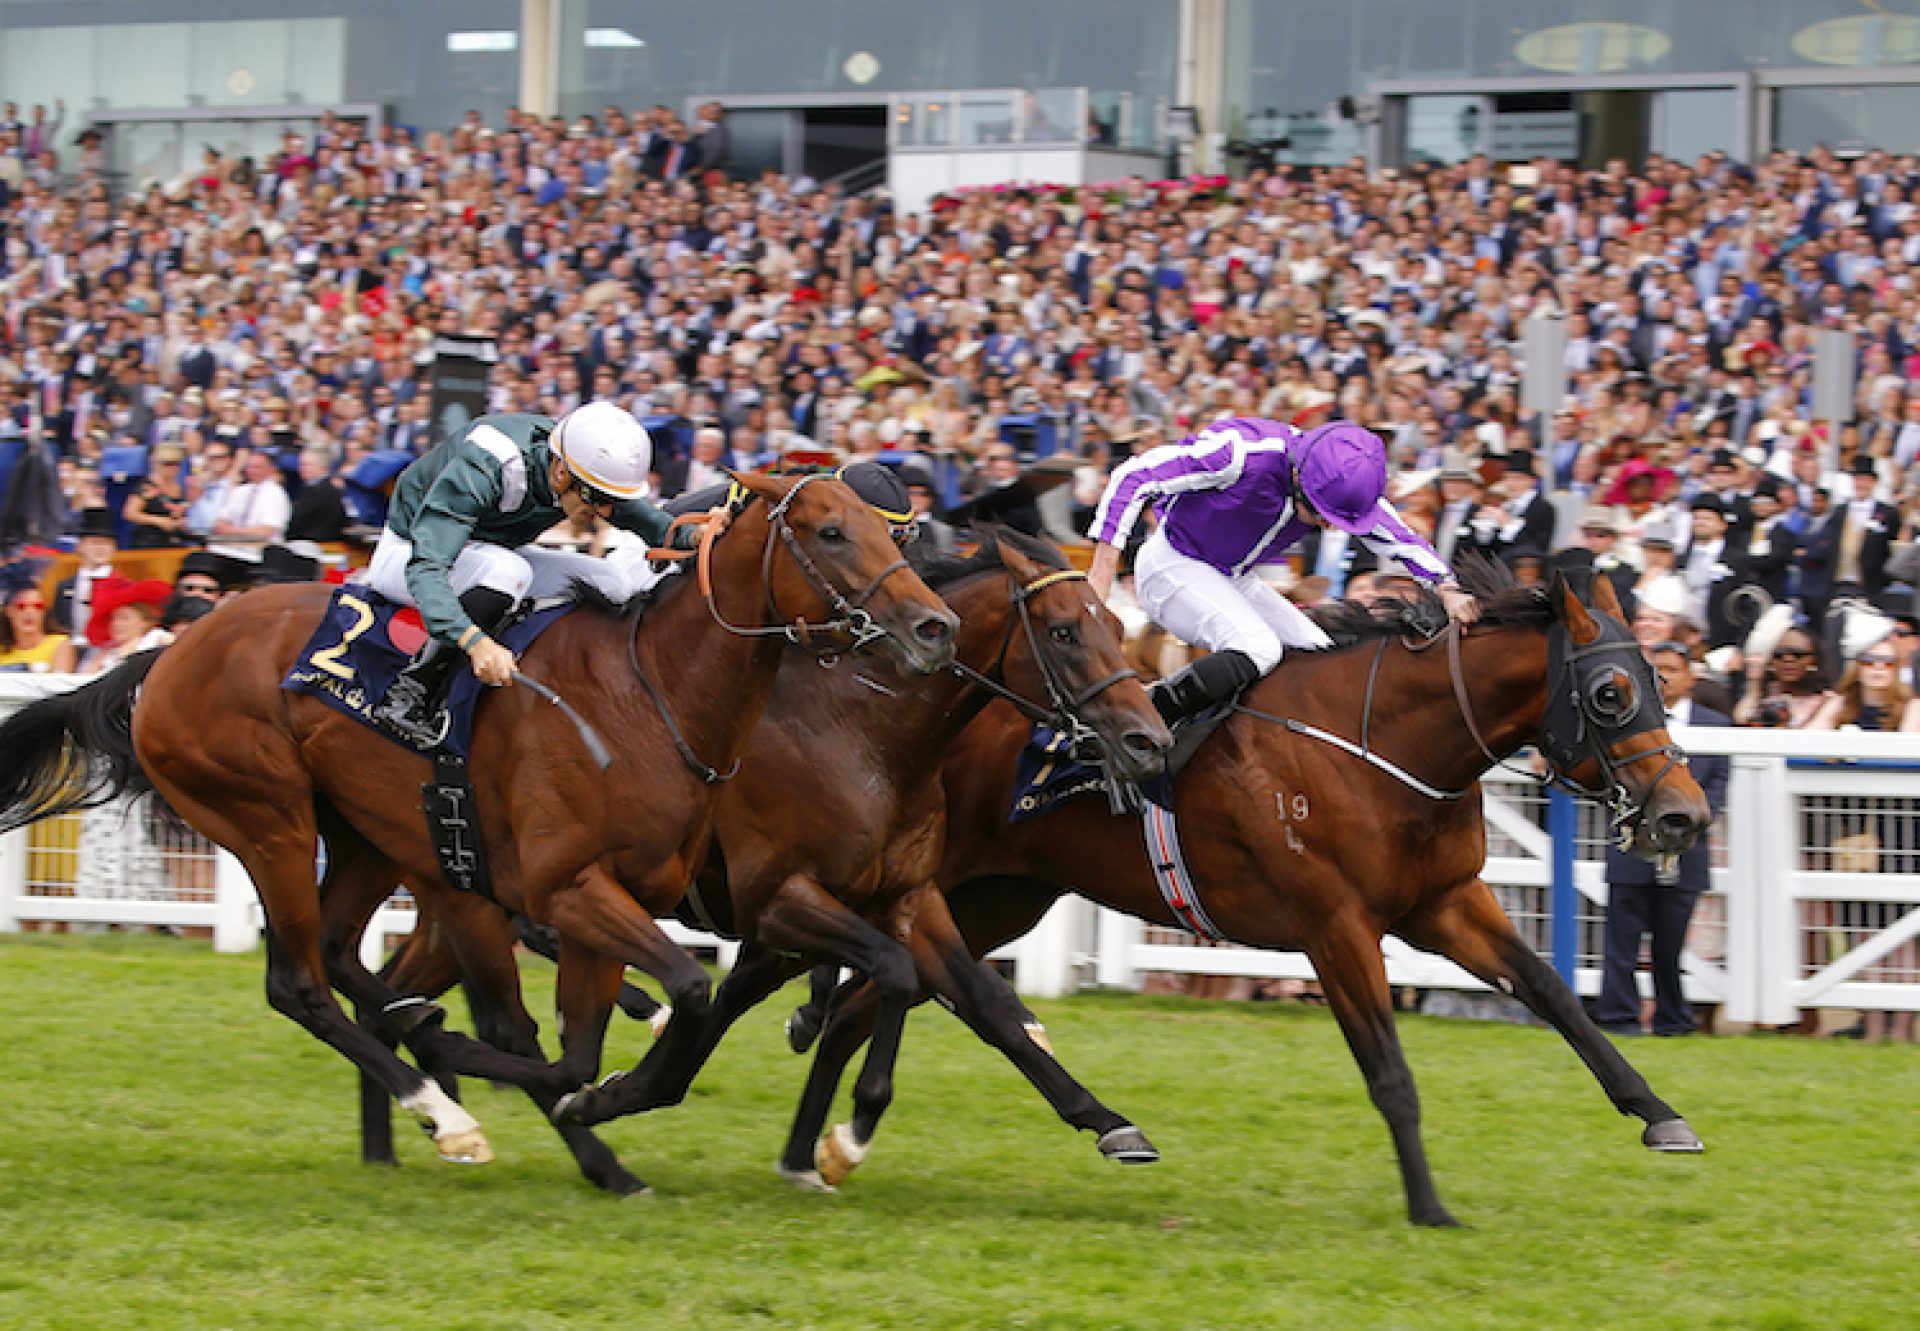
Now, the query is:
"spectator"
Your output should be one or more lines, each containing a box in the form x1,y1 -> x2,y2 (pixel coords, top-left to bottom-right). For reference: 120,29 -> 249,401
1734,612 -> 1834,728
285,447 -> 349,542
69,577 -> 173,675
1592,642 -> 1730,1037
0,561 -> 67,672
184,442 -> 242,538
48,508 -> 120,637
122,444 -> 192,548
212,448 -> 292,543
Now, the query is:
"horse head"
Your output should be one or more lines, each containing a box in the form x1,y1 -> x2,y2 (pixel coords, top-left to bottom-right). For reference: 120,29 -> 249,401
977,524 -> 1170,783
1541,568 -> 1711,859
728,470 -> 957,676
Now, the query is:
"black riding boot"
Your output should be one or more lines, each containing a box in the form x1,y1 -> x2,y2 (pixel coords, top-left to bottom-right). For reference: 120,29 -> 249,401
374,587 -> 517,746
1150,649 -> 1263,727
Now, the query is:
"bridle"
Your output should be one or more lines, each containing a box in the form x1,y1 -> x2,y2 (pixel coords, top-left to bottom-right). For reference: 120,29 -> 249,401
1443,607 -> 1689,843
625,474 -> 920,784
950,567 -> 1138,759
703,473 -> 916,659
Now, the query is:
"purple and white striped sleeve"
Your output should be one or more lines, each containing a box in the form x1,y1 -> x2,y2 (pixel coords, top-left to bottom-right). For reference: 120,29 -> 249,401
1355,499 -> 1452,585
1089,426 -> 1248,548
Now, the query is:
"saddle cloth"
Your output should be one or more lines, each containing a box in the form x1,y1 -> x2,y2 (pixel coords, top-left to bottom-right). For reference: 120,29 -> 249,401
281,586 -> 572,757
1007,699 -> 1238,824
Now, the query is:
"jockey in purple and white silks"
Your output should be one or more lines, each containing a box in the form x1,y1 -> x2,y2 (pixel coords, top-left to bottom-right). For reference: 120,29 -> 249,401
1088,418 -> 1481,725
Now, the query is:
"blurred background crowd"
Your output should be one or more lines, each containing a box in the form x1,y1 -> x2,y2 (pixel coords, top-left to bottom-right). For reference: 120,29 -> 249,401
4,102 -> 1920,727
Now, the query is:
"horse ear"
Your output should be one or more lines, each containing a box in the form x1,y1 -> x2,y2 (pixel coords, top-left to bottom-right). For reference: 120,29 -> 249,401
979,521 -> 1037,580
1550,567 -> 1603,645
725,469 -> 784,501
1587,566 -> 1627,622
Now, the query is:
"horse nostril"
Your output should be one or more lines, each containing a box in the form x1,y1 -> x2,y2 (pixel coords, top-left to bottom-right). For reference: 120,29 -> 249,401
1121,729 -> 1165,757
1657,811 -> 1697,841
914,614 -> 953,645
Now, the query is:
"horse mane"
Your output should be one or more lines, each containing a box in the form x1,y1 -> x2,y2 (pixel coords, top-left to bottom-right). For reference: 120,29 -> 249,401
908,522 -> 1071,591
1303,554 -> 1552,652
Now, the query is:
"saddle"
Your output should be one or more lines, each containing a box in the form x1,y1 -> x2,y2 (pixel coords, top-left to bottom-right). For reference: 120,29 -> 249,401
1008,694 -> 1242,824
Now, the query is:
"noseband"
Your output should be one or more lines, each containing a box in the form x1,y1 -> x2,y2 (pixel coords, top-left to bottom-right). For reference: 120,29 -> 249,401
628,475 -> 919,785
705,474 -> 916,658
951,567 -> 1138,755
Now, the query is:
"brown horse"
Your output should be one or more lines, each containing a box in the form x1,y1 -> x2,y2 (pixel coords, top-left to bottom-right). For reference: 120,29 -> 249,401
777,565 -> 1712,1225
0,472 -> 956,1182
346,526 -> 1173,1186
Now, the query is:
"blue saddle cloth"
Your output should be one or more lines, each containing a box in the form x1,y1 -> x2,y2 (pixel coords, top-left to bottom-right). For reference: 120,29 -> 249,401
281,586 -> 573,757
1009,701 -> 1234,823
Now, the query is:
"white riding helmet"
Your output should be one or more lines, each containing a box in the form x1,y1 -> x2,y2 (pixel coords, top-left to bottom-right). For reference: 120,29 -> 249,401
552,401 -> 653,501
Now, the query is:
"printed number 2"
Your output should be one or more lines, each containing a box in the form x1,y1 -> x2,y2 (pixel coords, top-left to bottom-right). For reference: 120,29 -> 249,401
310,594 -> 375,680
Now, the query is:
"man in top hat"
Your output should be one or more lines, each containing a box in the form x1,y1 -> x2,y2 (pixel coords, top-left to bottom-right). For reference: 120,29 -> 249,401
1824,454 -> 1900,611
1480,447 -> 1556,566
1433,455 -> 1483,566
172,550 -> 245,605
1725,474 -> 1795,608
49,508 -> 120,638
252,543 -> 324,586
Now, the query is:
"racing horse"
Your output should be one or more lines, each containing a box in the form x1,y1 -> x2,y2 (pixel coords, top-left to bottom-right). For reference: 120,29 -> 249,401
0,473 -> 956,1181
777,563 -> 1712,1225
345,525 -> 1173,1186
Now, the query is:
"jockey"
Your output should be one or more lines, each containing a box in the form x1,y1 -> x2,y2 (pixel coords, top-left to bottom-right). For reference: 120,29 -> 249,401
368,401 -> 679,744
1088,417 -> 1480,726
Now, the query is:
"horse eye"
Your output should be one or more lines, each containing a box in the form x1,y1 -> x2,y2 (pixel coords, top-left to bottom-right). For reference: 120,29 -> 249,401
819,525 -> 844,542
1050,624 -> 1075,644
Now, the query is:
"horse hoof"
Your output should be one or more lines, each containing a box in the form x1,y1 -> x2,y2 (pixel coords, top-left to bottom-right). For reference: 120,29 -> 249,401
1643,1118 -> 1704,1153
1096,1125 -> 1159,1165
778,1165 -> 837,1194
1412,1207 -> 1464,1228
435,1128 -> 494,1165
551,1088 -> 591,1127
816,1123 -> 868,1188
786,1008 -> 821,1055
649,1005 -> 674,1040
1024,1022 -> 1055,1057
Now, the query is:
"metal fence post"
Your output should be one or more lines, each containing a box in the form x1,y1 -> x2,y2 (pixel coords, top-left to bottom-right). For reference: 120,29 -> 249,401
1549,788 -> 1577,984
211,849 -> 258,953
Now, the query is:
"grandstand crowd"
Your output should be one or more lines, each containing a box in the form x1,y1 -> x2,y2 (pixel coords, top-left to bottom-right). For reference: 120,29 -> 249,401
5,100 -> 1920,722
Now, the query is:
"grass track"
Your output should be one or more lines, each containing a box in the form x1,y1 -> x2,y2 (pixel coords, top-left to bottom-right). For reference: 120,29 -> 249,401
1,935 -> 1916,1330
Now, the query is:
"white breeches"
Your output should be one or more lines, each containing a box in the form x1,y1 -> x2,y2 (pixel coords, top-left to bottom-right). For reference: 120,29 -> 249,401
367,527 -> 667,613
1133,527 -> 1333,673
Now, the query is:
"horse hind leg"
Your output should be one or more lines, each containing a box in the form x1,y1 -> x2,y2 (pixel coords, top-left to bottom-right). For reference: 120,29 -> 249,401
1309,914 -> 1458,1227
1395,878 -> 1701,1153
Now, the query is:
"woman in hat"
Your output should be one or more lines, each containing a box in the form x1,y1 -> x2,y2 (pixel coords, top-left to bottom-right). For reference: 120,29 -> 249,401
1088,417 -> 1478,725
0,561 -> 69,673
72,577 -> 175,676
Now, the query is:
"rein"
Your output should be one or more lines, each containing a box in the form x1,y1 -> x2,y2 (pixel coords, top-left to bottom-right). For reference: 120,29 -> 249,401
948,567 -> 1137,751
623,476 -> 915,785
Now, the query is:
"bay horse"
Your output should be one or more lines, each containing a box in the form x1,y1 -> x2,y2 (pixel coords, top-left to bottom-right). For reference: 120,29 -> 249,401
777,564 -> 1712,1225
345,526 -> 1174,1187
0,472 -> 956,1181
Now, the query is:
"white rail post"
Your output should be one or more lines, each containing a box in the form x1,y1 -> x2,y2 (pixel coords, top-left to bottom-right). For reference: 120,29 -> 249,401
0,826 -> 25,933
211,848 -> 258,953
1749,754 -> 1802,1027
1013,896 -> 1084,998
1094,907 -> 1144,990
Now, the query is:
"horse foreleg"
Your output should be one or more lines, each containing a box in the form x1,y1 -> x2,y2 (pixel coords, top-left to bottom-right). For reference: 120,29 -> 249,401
1394,877 -> 1701,1152
902,885 -> 1155,1168
544,867 -> 716,1129
778,977 -> 884,1189
514,912 -> 668,1033
1309,913 -> 1457,1227
784,964 -> 843,1055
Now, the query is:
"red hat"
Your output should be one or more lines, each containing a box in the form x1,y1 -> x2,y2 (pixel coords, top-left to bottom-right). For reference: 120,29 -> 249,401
86,577 -> 173,648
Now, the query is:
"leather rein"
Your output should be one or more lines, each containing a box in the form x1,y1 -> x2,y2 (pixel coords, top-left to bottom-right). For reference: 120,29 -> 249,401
625,475 -> 919,784
949,567 -> 1138,752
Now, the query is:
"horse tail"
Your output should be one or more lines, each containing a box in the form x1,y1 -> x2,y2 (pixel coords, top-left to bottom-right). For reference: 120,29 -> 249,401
0,648 -> 163,834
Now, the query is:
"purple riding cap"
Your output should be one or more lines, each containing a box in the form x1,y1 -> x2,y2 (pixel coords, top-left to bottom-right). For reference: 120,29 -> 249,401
1091,418 -> 1449,582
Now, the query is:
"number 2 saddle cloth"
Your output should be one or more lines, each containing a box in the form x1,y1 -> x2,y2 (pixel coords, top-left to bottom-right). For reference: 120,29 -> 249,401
280,585 -> 572,757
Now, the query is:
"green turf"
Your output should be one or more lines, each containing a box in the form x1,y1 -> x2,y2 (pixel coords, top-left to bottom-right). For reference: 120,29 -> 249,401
0,935 -> 1914,1331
